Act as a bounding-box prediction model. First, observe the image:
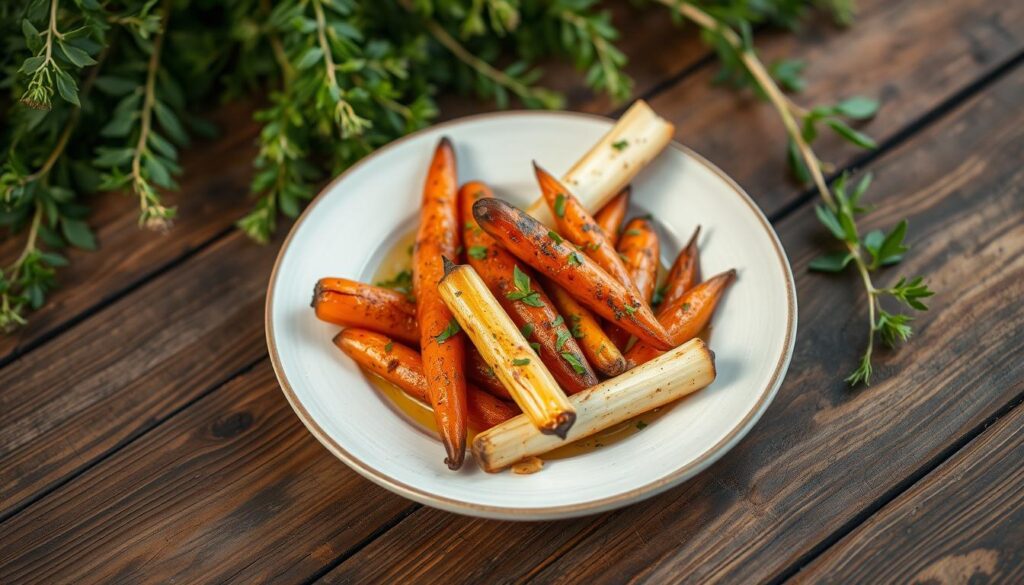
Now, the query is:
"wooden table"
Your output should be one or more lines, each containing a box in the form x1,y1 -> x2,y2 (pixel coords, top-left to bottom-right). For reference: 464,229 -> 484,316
2,1 -> 1022,582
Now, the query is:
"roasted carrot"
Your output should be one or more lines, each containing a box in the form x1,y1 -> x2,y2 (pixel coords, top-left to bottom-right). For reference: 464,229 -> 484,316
312,278 -> 418,345
545,279 -> 627,377
334,329 -> 517,431
625,269 -> 736,368
534,164 -> 639,298
473,197 -> 673,350
413,137 -> 468,469
660,225 -> 701,310
460,182 -> 598,394
593,188 -> 630,247
608,217 -> 660,348
466,347 -> 513,401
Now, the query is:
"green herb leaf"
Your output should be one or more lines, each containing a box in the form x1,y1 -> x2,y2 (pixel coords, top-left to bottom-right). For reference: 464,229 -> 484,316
551,315 -> 564,327
560,351 -> 586,374
554,194 -> 567,218
433,318 -> 461,344
555,328 -> 571,351
826,119 -> 877,149
468,245 -> 488,260
835,96 -> 879,119
548,230 -> 564,244
520,323 -> 534,338
529,342 -> 541,352
567,252 -> 582,266
611,139 -> 629,151
809,251 -> 854,273
384,340 -> 394,353
512,357 -> 531,366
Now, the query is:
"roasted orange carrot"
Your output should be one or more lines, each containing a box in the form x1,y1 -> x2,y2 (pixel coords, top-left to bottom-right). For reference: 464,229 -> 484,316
413,137 -> 468,469
608,217 -> 660,348
625,269 -> 736,368
334,329 -> 517,431
460,182 -> 598,394
545,279 -> 627,377
534,164 -> 639,298
593,188 -> 630,247
312,278 -> 419,345
660,226 -> 701,310
466,347 -> 513,401
473,197 -> 673,350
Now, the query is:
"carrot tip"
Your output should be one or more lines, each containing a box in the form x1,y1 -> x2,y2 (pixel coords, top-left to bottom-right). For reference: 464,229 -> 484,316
438,135 -> 453,149
331,330 -> 347,346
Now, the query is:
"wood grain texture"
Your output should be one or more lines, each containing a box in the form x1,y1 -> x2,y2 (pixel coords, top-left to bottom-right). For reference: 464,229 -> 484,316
796,403 -> 1024,584
0,104 -> 258,365
0,6 -> 712,368
648,0 -> 1024,217
318,65 -> 1024,585
0,363 -> 414,584
0,228 -> 278,519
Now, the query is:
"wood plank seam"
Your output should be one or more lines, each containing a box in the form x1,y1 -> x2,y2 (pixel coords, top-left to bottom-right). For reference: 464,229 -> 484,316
0,353 -> 266,526
767,47 -> 1024,225
772,387 -> 1024,584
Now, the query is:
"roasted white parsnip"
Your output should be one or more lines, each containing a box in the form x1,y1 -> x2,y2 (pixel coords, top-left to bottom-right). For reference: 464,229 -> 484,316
472,338 -> 715,472
437,259 -> 576,438
526,100 -> 674,226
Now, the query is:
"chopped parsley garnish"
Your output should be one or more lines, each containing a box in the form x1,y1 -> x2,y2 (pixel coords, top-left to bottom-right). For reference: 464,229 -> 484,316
623,303 -> 638,315
636,420 -> 648,430
505,265 -> 543,307
555,328 -> 571,351
624,229 -> 642,237
512,357 -> 531,366
530,342 -> 541,353
554,194 -> 567,218
551,315 -> 564,327
468,245 -> 488,260
520,323 -> 535,338
547,230 -> 564,244
384,341 -> 394,353
560,352 -> 587,374
433,318 -> 461,344
376,269 -> 414,301
567,252 -> 583,267
570,315 -> 584,339
612,139 -> 629,151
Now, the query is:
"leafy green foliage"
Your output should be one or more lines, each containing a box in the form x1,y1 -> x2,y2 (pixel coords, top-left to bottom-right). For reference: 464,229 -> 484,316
506,264 -> 542,307
811,173 -> 934,385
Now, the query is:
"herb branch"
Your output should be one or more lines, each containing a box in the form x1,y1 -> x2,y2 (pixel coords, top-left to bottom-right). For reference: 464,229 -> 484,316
658,0 -> 933,384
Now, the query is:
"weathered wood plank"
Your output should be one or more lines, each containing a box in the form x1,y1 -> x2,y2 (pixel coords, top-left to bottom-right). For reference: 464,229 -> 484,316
0,6 -> 711,367
0,229 -> 278,519
649,0 -> 1024,217
0,363 -> 414,584
318,64 -> 1024,585
795,403 -> 1024,584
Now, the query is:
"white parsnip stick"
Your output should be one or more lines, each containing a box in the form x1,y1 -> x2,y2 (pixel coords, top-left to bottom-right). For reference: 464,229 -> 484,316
526,100 -> 675,227
437,259 -> 576,438
472,338 -> 715,472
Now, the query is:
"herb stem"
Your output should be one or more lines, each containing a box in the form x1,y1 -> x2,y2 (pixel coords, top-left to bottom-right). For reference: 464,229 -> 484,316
130,0 -> 172,229
424,18 -> 535,102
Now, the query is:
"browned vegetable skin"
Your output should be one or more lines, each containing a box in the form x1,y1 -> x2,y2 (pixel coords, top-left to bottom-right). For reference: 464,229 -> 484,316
608,217 -> 660,349
472,197 -> 673,351
544,278 -> 627,377
312,278 -> 419,345
459,182 -> 598,394
534,163 -> 640,299
593,188 -> 631,247
625,269 -> 737,368
466,347 -> 513,401
413,137 -> 468,469
437,260 -> 576,438
660,225 -> 701,310
334,329 -> 518,431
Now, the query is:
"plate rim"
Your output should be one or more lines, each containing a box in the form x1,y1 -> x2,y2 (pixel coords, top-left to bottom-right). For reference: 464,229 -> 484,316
265,109 -> 797,520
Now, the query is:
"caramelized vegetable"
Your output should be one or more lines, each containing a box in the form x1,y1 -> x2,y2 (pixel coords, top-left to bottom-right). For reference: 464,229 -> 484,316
545,279 -> 627,377
608,217 -> 660,348
334,329 -> 517,431
525,100 -> 674,226
460,182 -> 598,394
660,226 -> 701,309
413,137 -> 468,469
593,188 -> 630,246
473,197 -> 673,350
473,338 -> 715,472
467,347 -> 512,401
312,278 -> 418,345
438,260 -> 575,438
534,164 -> 639,298
625,269 -> 736,368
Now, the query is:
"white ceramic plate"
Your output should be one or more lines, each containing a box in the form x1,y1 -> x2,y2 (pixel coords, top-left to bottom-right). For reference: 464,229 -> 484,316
267,111 -> 796,520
